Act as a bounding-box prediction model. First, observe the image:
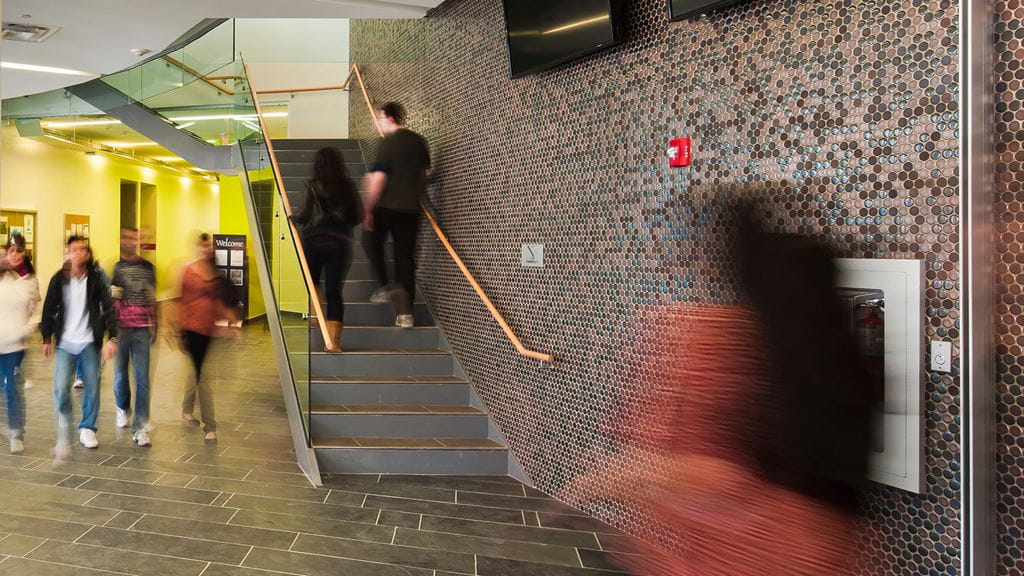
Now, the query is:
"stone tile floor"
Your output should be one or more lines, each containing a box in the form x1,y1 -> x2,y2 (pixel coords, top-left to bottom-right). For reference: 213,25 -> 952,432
0,324 -> 632,575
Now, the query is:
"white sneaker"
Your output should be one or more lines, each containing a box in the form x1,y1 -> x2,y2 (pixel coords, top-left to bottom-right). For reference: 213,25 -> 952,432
395,314 -> 414,329
79,428 -> 98,449
9,431 -> 23,455
133,430 -> 151,447
115,408 -> 130,428
73,379 -> 84,389
52,441 -> 71,460
369,287 -> 392,304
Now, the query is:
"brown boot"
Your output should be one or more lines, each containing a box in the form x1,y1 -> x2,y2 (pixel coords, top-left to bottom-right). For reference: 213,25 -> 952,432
324,321 -> 343,352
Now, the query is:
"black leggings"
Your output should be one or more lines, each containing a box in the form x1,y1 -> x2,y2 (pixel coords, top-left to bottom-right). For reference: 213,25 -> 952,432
182,330 -> 211,380
305,237 -> 352,322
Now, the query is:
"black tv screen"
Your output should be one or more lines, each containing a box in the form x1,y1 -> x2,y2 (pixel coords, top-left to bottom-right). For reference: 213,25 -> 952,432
668,0 -> 745,21
503,0 -> 626,78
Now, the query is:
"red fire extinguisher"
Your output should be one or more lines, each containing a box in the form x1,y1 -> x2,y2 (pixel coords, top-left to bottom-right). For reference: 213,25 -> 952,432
856,303 -> 885,403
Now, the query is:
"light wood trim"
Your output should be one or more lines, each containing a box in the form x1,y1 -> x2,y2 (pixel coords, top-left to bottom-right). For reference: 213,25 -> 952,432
351,65 -> 384,138
243,62 -> 332,349
255,85 -> 348,95
420,201 -> 555,364
162,55 -> 235,96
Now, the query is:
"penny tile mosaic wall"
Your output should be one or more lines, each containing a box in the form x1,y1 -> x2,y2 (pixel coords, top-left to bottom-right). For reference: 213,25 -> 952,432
994,2 -> 1024,574
352,0 -> 962,572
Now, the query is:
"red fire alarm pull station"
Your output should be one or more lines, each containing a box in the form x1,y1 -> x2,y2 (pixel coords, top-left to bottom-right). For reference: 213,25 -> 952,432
668,137 -> 691,167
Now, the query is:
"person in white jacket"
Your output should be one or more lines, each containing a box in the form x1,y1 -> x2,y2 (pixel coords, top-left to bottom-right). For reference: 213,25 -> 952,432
0,235 -> 40,454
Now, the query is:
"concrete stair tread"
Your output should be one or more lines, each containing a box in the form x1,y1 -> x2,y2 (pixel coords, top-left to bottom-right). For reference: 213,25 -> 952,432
312,404 -> 484,414
312,375 -> 466,383
309,348 -> 449,356
314,437 -> 504,449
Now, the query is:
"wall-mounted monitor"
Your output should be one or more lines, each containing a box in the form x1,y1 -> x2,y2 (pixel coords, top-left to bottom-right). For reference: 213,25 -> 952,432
503,0 -> 626,79
668,0 -> 746,21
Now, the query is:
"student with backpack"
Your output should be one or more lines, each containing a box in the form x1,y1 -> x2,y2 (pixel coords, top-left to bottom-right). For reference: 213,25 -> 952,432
291,147 -> 363,352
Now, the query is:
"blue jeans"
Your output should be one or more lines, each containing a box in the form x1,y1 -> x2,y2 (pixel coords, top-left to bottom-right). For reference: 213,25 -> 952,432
55,344 -> 100,433
113,328 -> 151,433
0,351 -> 25,434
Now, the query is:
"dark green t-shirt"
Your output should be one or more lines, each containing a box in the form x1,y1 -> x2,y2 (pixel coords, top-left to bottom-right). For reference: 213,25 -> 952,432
369,129 -> 431,213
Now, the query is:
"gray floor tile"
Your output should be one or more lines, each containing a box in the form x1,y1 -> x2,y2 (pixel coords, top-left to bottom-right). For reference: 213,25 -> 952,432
118,456 -> 251,480
78,525 -> 251,564
0,510 -> 91,541
419,515 -> 600,548
291,532 -> 476,573
243,547 -> 433,576
578,548 -> 634,571
364,494 -> 526,524
84,492 -> 237,523
395,527 -> 582,567
104,510 -> 144,529
201,564 -> 298,576
132,514 -> 297,550
476,556 -> 630,576
0,557 -> 126,576
230,508 -> 394,543
378,510 -> 421,529
456,492 -> 587,516
27,539 -> 208,576
0,533 -> 46,556
380,474 -> 528,497
244,469 -> 317,488
324,476 -> 457,503
0,496 -> 117,526
0,478 -> 98,506
537,513 -> 626,535
77,477 -> 220,505
224,493 -> 378,523
187,476 -> 325,503
154,473 -> 198,487
46,460 -> 166,484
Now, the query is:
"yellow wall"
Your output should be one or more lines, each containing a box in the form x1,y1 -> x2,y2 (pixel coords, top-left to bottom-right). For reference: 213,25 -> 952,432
218,176 -> 266,319
0,127 -> 220,306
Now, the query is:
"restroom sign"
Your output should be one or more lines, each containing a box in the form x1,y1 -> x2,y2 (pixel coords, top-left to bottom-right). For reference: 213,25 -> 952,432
521,243 -> 544,268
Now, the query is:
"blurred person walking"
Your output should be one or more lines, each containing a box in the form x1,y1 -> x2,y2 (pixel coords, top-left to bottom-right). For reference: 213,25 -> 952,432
0,235 -> 40,454
73,247 -> 109,389
111,227 -> 157,446
362,102 -> 431,329
169,233 -> 238,441
41,236 -> 118,456
292,147 -> 363,352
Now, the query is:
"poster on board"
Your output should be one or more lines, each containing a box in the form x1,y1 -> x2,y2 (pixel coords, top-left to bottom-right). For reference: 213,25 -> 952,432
213,234 -> 249,321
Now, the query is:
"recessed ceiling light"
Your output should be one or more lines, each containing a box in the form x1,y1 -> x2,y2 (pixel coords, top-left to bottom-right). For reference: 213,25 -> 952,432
130,48 -> 151,57
1,61 -> 96,76
43,119 -> 122,128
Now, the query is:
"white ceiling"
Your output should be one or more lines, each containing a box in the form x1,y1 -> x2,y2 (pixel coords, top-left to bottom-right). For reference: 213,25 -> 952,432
1,0 -> 443,99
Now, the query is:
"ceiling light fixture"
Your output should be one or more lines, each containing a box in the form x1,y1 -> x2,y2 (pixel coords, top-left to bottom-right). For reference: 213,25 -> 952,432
1,61 -> 96,76
167,112 -> 288,122
42,119 -> 122,128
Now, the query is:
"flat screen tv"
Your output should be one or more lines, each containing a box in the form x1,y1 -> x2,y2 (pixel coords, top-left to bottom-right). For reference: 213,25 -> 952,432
668,0 -> 745,21
503,0 -> 626,79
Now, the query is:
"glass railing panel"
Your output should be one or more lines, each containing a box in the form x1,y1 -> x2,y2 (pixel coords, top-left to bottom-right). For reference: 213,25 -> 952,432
236,61 -> 313,442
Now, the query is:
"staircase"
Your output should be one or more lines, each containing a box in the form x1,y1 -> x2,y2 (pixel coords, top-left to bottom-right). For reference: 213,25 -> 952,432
273,139 -> 510,475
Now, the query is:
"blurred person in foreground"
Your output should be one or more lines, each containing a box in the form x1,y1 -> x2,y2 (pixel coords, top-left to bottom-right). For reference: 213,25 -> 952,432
565,201 -> 871,576
111,227 -> 158,446
0,235 -> 40,453
166,233 -> 239,441
41,236 -> 118,456
291,147 -> 363,352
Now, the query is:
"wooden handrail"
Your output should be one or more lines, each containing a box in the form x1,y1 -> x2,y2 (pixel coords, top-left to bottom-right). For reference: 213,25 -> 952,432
421,202 -> 555,363
348,64 -> 553,363
243,62 -> 333,349
255,85 -> 348,95
162,55 -> 235,96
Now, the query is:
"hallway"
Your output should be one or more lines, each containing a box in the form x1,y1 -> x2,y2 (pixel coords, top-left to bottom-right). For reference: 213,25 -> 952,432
0,324 -> 628,576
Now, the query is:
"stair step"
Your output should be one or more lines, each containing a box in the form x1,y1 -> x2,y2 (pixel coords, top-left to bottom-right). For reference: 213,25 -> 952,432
275,149 -> 363,164
309,380 -> 470,406
309,346 -> 451,375
326,302 -> 434,326
306,325 -> 440,350
272,138 -> 361,151
315,444 -> 508,474
314,437 -> 503,449
312,375 -> 465,383
310,411 -> 488,438
312,405 -> 483,415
